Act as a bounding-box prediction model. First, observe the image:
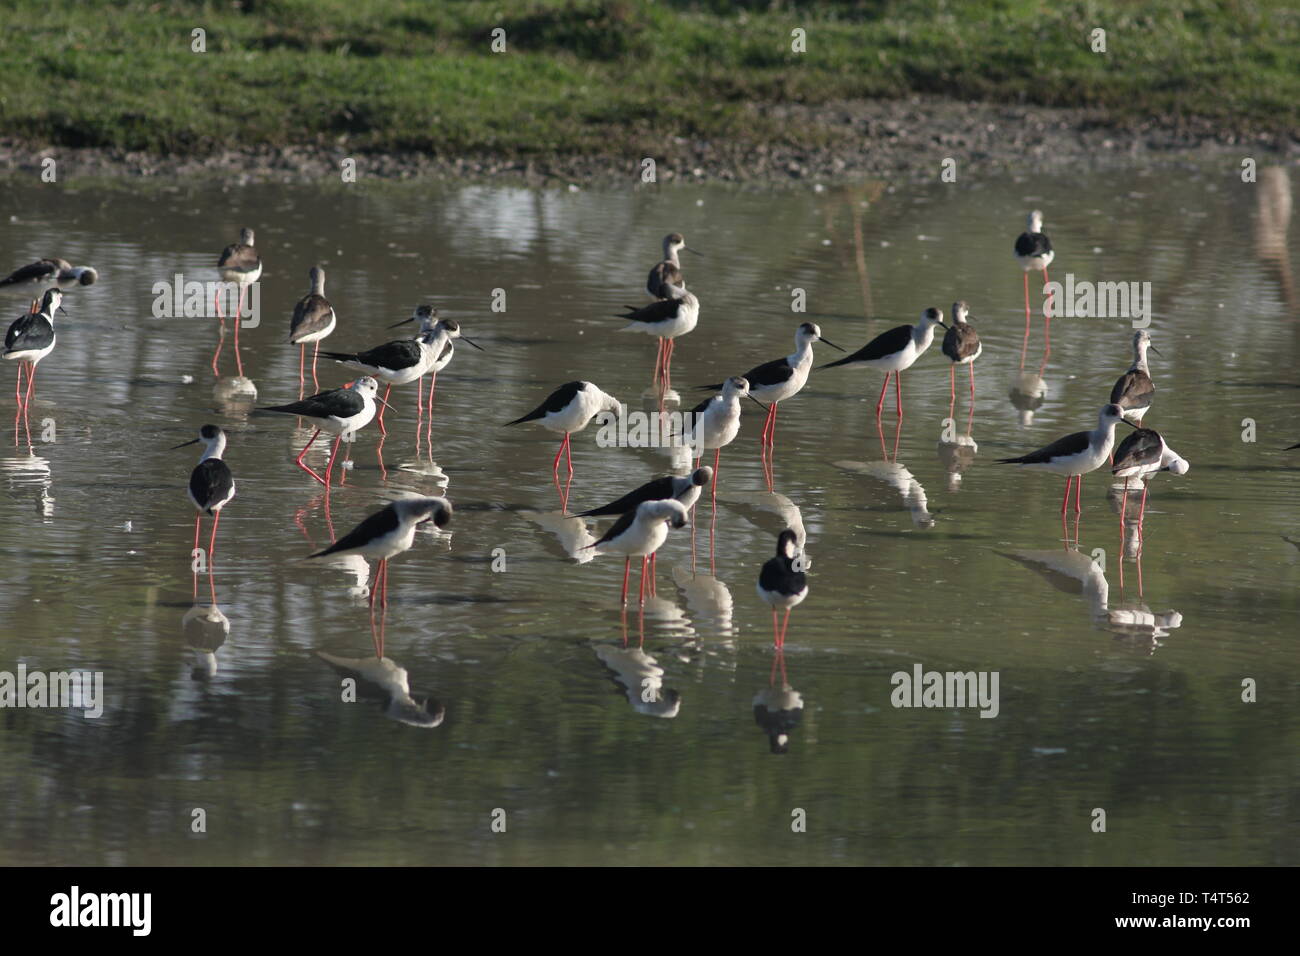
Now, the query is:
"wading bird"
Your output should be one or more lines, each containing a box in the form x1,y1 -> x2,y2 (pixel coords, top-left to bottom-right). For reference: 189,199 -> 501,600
288,265 -> 337,394
214,227 -> 262,377
174,424 -> 236,564
586,499 -> 690,607
4,288 -> 64,408
757,529 -> 808,649
261,377 -> 386,488
996,404 -> 1130,515
817,308 -> 947,421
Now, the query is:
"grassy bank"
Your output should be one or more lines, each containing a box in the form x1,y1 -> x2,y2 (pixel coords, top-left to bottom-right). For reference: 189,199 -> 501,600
3,0 -> 1297,158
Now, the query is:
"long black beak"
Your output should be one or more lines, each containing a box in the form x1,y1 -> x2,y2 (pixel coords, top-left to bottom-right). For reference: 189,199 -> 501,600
387,316 -> 417,329
1149,344 -> 1163,357
171,438 -> 200,449
683,247 -> 703,256
1119,418 -> 1138,428
374,397 -> 394,410
936,320 -> 949,330
748,394 -> 769,412
820,336 -> 847,352
57,305 -> 69,315
462,335 -> 485,351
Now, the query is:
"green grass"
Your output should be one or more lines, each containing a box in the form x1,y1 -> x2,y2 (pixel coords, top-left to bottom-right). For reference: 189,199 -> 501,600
3,0 -> 1296,157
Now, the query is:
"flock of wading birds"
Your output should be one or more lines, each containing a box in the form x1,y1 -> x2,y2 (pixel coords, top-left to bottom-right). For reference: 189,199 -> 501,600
1,211 -> 1190,650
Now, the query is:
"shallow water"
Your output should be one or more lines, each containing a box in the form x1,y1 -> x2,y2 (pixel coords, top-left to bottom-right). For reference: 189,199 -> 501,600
0,166 -> 1296,865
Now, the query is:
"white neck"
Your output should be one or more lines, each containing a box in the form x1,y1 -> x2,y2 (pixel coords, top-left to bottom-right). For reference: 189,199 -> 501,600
202,434 -> 227,461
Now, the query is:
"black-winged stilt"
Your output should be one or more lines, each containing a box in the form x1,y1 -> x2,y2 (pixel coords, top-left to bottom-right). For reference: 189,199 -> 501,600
685,375 -> 767,501
505,380 -> 621,510
617,284 -> 699,390
646,232 -> 699,299
4,288 -> 64,409
0,257 -> 96,287
288,265 -> 337,394
940,300 -> 982,406
697,321 -> 844,449
173,424 -> 236,566
260,376 -> 386,488
321,318 -> 480,436
817,307 -> 947,420
1014,210 -> 1055,369
585,498 -> 690,606
385,309 -> 483,444
1111,427 -> 1188,525
576,466 -> 713,517
757,529 -> 808,648
1109,329 -> 1159,423
996,403 -> 1130,514
214,227 -> 261,378
309,496 -> 452,609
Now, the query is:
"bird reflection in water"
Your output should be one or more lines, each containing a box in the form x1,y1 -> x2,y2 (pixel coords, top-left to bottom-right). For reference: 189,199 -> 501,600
936,424 -> 978,493
834,459 -> 934,528
0,447 -> 53,519
594,637 -> 682,719
316,651 -> 445,728
1008,371 -> 1047,428
182,602 -> 230,681
754,648 -> 803,754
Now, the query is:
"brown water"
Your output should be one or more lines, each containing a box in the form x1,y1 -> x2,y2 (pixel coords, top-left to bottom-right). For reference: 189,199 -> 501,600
0,167 -> 1296,866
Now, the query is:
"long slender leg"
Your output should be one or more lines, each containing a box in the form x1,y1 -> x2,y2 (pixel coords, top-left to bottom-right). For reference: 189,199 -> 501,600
1138,482 -> 1149,526
1039,266 -> 1053,373
208,510 -> 221,565
653,338 -> 664,386
1061,476 -> 1072,515
13,361 -> 22,405
895,369 -> 903,420
552,436 -> 566,476
415,376 -> 424,452
193,514 -> 202,555
564,431 -> 574,477
425,371 -> 437,449
780,608 -> 792,647
295,429 -> 326,484
233,284 -> 245,378
772,608 -> 780,648
212,286 -> 225,376
378,383 -> 391,436
950,364 -> 956,404
712,447 -> 720,505
24,362 -> 37,406
311,342 -> 321,391
638,555 -> 648,606
1021,271 -> 1030,371
968,363 -> 976,402
663,339 -> 674,391
875,373 -> 889,419
649,552 -> 656,597
298,344 -> 306,396
1074,471 -> 1083,514
769,403 -> 780,448
323,433 -> 343,490
620,557 -> 631,606
1121,477 -> 1129,533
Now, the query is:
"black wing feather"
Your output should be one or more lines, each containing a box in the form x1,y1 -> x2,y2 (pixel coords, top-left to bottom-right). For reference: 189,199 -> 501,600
759,555 -> 806,597
589,508 -> 640,548
1014,232 -> 1052,257
311,505 -> 400,557
262,387 -> 365,419
996,430 -> 1090,465
1110,370 -> 1154,409
4,313 -> 53,353
289,294 -> 333,342
618,299 -> 680,325
743,356 -> 795,388
942,323 -> 981,362
1112,429 -> 1163,473
0,259 -> 59,287
820,324 -> 911,368
322,339 -> 422,372
190,459 -> 234,514
505,381 -> 584,425
576,476 -> 677,517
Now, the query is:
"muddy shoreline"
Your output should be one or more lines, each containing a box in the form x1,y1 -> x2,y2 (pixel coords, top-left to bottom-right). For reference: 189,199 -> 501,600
2,97 -> 1294,187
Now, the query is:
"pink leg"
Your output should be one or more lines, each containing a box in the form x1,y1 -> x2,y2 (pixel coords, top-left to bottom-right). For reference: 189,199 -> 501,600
1021,271 -> 1031,371
24,362 -> 36,406
13,361 -> 22,405
193,514 -> 202,553
212,286 -> 224,377
875,373 -> 890,419
1138,483 -> 1149,524
653,338 -> 664,386
638,555 -> 648,606
1121,477 -> 1129,532
378,383 -> 390,436
1060,476 -> 1072,515
1074,471 -> 1083,514
323,433 -> 343,489
1040,266 -> 1053,368
620,557 -> 631,606
564,432 -> 574,477
208,510 -> 221,564
769,403 -> 780,447
298,344 -> 306,396
233,285 -> 245,378
969,363 -> 975,401
712,447 -> 720,505
949,365 -> 956,404
649,551 -> 656,596
552,435 -> 567,476
772,608 -> 780,648
895,369 -> 903,420
780,608 -> 792,647
295,429 -> 326,484
312,342 -> 320,391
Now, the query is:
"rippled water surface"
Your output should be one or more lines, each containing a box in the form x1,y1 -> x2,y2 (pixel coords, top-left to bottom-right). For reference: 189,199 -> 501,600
1,167 -> 1297,865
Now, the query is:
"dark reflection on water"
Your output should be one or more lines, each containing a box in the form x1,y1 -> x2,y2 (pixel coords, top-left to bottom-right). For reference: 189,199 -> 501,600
0,167 -> 1297,865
